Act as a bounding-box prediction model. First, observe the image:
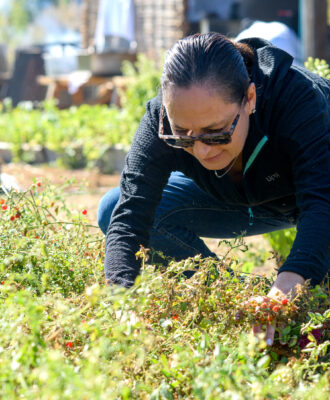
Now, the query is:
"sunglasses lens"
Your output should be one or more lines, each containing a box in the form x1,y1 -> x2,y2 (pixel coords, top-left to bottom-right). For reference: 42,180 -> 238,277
163,134 -> 232,148
202,135 -> 232,145
164,138 -> 178,146
165,138 -> 193,148
177,139 -> 194,148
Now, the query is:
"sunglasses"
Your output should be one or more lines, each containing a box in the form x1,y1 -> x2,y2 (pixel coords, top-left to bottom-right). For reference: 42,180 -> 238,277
158,103 -> 242,148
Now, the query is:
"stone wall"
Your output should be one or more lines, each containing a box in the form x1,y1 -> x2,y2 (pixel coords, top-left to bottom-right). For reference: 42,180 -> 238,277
81,0 -> 100,49
135,0 -> 188,59
81,0 -> 188,59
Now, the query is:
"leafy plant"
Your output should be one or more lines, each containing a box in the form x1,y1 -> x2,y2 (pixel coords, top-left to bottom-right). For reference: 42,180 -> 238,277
0,54 -> 162,169
263,228 -> 297,263
0,182 -> 329,399
304,57 -> 330,79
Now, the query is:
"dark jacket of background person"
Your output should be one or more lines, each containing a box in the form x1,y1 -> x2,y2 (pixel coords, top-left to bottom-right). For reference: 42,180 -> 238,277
104,38 -> 330,289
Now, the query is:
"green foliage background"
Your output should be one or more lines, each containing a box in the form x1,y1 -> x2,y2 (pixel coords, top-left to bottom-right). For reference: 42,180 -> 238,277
0,54 -> 162,168
0,0 -> 71,57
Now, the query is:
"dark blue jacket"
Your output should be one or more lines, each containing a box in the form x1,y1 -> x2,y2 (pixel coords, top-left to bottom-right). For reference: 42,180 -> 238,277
105,38 -> 330,288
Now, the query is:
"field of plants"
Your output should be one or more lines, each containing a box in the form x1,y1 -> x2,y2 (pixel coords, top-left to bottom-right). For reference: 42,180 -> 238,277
0,57 -> 329,398
0,54 -> 162,169
0,181 -> 329,399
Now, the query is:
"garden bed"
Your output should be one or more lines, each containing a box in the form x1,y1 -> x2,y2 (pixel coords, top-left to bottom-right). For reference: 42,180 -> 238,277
1,163 -> 277,275
0,179 -> 328,399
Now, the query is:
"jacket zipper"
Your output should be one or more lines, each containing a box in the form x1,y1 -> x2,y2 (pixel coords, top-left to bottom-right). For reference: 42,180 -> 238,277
243,135 -> 269,227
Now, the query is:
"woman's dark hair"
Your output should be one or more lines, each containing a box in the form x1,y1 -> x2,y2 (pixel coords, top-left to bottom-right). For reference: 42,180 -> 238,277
161,32 -> 254,104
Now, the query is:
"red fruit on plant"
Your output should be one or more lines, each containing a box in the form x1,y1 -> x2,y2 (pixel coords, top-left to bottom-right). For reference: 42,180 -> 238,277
2,204 -> 8,210
36,182 -> 41,187
261,302 -> 268,309
0,199 -> 4,205
15,213 -> 21,219
10,216 -> 15,221
1,281 -> 4,285
82,209 -> 87,215
66,342 -> 73,348
272,305 -> 280,312
267,315 -> 273,322
282,298 -> 289,305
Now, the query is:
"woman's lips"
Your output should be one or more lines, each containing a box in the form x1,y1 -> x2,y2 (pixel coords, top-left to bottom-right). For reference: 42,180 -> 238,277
203,152 -> 223,162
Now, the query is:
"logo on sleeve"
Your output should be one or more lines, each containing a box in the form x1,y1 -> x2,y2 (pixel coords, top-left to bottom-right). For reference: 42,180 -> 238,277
266,172 -> 280,182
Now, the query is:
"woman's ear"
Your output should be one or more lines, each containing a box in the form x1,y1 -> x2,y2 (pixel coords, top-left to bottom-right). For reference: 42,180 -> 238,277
247,82 -> 256,114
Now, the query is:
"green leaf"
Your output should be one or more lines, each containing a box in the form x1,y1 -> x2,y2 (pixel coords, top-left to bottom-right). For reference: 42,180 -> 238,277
257,355 -> 271,369
159,382 -> 174,400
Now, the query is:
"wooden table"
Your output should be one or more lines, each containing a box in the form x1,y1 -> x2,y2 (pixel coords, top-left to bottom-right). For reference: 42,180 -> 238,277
37,74 -> 131,106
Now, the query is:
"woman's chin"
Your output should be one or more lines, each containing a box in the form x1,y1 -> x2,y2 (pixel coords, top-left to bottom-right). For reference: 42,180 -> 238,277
200,157 -> 232,171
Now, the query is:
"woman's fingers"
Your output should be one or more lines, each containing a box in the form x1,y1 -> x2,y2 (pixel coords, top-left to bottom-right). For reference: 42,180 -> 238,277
252,323 -> 275,346
265,324 -> 275,346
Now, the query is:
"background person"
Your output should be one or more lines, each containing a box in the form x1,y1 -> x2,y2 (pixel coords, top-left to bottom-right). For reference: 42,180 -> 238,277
235,19 -> 303,66
98,33 -> 330,345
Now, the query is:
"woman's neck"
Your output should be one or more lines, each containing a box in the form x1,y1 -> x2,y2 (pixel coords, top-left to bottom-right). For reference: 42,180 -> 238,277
228,153 -> 243,183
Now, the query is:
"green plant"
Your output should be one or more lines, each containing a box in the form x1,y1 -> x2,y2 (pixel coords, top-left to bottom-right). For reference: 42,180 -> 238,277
264,227 -> 297,262
0,182 -> 329,399
304,57 -> 330,79
0,54 -> 162,169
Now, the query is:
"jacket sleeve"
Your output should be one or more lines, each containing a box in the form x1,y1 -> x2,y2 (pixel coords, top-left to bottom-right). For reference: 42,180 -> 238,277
104,99 -> 177,288
276,72 -> 330,286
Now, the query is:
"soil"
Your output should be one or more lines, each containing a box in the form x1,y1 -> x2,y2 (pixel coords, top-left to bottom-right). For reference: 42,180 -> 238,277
1,162 -> 277,276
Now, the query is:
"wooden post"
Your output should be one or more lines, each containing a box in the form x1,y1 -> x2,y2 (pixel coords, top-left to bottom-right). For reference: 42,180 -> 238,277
300,0 -> 328,60
81,0 -> 89,49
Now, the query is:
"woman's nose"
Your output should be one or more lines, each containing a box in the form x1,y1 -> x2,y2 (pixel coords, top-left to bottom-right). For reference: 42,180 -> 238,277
193,140 -> 213,158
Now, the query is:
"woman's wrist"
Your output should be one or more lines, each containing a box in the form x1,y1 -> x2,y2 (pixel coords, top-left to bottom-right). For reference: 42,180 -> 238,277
268,271 -> 306,299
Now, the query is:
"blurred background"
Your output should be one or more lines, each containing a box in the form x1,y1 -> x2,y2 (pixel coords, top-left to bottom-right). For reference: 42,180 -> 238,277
0,0 -> 329,108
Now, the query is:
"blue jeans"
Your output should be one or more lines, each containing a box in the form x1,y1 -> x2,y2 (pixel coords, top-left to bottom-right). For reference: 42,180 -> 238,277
97,172 -> 296,261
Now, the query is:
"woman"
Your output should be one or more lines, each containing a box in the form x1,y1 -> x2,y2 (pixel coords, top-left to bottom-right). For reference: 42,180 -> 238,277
98,33 -> 330,345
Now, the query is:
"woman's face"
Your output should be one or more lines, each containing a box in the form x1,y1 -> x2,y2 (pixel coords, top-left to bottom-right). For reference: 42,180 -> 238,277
163,83 -> 256,171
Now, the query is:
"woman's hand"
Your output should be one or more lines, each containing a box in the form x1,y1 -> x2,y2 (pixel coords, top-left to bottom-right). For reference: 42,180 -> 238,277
253,271 -> 306,346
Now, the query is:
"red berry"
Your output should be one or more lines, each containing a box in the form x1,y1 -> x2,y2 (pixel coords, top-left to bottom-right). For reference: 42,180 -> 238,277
1,281 -> 4,285
0,199 -> 4,205
272,305 -> 280,312
261,302 -> 268,309
82,209 -> 87,215
282,299 -> 289,306
35,236 -> 39,239
66,342 -> 73,348
2,204 -> 8,210
10,215 -> 15,221
81,319 -> 86,324
69,268 -> 73,272
36,182 -> 41,187
15,213 -> 21,219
